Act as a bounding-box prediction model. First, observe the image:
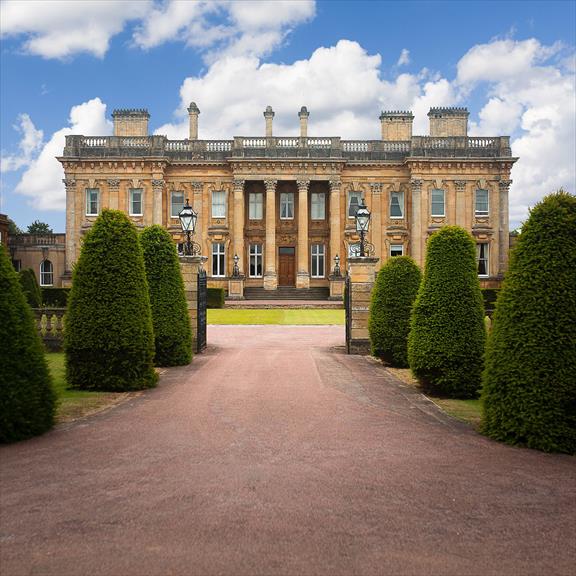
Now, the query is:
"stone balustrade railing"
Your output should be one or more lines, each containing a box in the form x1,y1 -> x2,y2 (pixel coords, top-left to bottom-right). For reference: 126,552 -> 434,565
32,308 -> 66,352
64,135 -> 511,161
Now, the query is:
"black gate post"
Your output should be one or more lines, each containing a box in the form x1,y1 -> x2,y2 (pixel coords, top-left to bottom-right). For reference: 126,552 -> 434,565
345,274 -> 351,354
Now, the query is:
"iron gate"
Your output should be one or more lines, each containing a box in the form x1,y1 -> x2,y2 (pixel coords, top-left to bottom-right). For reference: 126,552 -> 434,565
345,274 -> 351,354
197,269 -> 207,353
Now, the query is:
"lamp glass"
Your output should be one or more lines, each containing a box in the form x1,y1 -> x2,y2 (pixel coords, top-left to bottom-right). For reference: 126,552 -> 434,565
355,200 -> 371,232
178,200 -> 197,233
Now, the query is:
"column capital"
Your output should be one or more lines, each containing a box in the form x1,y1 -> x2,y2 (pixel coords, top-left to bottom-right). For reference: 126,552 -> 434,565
498,179 -> 512,192
370,182 -> 383,194
233,179 -> 245,191
151,179 -> 165,191
264,179 -> 277,192
62,178 -> 76,189
107,178 -> 120,190
410,179 -> 423,192
454,180 -> 467,193
329,179 -> 341,192
191,181 -> 203,192
296,179 -> 310,192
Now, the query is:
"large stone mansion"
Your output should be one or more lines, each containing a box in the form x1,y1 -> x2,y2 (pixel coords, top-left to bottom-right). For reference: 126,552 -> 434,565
56,104 -> 516,292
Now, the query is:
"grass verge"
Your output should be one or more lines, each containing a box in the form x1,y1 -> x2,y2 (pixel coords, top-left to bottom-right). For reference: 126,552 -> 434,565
385,365 -> 482,428
47,353 -> 134,423
208,308 -> 345,325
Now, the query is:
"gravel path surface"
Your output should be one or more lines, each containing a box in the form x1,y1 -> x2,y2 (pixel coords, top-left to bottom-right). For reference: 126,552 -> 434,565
1,325 -> 574,576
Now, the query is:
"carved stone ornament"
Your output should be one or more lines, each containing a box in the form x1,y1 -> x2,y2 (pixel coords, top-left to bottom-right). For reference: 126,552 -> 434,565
191,181 -> 203,193
296,180 -> 310,191
264,180 -> 277,192
454,180 -> 467,193
233,179 -> 245,191
62,178 -> 76,189
410,179 -> 423,192
370,183 -> 383,194
498,180 -> 512,191
107,178 -> 120,190
151,179 -> 164,191
329,179 -> 341,192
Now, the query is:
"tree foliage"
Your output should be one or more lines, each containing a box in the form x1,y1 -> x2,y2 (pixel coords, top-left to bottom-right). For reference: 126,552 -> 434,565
65,210 -> 157,391
0,245 -> 55,442
140,225 -> 192,366
408,226 -> 486,398
482,191 -> 576,453
19,268 -> 42,308
27,220 -> 53,234
8,218 -> 23,235
369,256 -> 421,367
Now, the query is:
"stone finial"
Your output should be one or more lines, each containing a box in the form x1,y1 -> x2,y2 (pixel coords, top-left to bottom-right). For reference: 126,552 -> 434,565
298,106 -> 310,137
264,106 -> 275,137
188,102 -> 200,140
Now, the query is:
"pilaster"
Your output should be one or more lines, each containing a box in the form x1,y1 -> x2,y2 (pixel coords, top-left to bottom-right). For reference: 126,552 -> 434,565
454,180 -> 467,228
264,179 -> 278,289
296,179 -> 310,289
498,180 -> 511,276
151,179 -> 164,225
107,178 -> 120,211
233,179 -> 245,274
63,178 -> 76,278
410,179 -> 423,267
329,179 -> 342,268
191,181 -> 204,248
370,183 -> 383,265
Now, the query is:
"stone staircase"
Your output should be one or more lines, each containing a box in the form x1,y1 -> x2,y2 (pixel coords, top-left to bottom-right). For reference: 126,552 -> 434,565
243,287 -> 331,300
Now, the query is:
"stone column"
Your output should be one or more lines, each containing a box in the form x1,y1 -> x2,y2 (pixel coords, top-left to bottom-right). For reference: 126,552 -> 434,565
63,178 -> 76,283
347,257 -> 379,354
233,179 -> 245,274
264,106 -> 275,137
454,180 -> 466,228
370,183 -> 382,264
498,180 -> 511,276
107,178 -> 120,210
179,255 -> 208,352
329,179 -> 342,265
264,179 -> 278,290
151,179 -> 164,225
191,181 -> 203,247
410,179 -> 423,267
296,179 -> 310,289
188,102 -> 200,140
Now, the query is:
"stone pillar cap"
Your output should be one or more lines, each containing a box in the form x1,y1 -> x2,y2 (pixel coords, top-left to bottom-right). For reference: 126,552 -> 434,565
187,102 -> 200,114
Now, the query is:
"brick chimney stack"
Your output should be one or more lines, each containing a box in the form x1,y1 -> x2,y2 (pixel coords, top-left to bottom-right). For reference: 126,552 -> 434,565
188,102 -> 200,140
428,107 -> 469,137
298,106 -> 310,138
264,106 -> 275,137
112,109 -> 150,137
379,111 -> 414,141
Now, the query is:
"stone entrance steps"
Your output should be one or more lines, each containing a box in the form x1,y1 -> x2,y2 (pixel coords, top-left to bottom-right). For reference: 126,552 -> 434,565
244,287 -> 330,300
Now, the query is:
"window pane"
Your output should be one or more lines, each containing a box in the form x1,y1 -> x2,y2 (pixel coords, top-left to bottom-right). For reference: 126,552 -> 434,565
249,244 -> 263,277
311,244 -> 325,278
171,192 -> 184,217
212,243 -> 225,276
477,243 -> 489,276
475,189 -> 489,215
311,192 -> 325,220
130,188 -> 143,215
390,191 -> 404,218
212,191 -> 226,218
249,193 -> 263,220
348,192 -> 361,217
280,192 -> 294,219
431,189 -> 445,216
40,260 -> 53,286
86,188 -> 99,215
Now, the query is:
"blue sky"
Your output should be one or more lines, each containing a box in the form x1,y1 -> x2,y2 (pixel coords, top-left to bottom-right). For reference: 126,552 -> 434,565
1,0 -> 575,232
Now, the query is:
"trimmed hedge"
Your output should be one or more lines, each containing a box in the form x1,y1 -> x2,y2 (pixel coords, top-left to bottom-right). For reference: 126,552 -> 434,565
65,210 -> 158,391
408,226 -> 486,398
0,245 -> 55,442
369,256 -> 421,367
207,288 -> 225,308
19,268 -> 42,308
42,287 -> 70,308
140,226 -> 192,366
482,191 -> 576,453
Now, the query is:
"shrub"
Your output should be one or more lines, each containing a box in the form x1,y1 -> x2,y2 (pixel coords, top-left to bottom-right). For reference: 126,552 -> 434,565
207,288 -> 225,309
408,226 -> 486,398
42,287 -> 70,308
369,256 -> 421,367
65,210 -> 157,391
0,245 -> 55,442
482,191 -> 576,453
19,268 -> 42,308
140,225 -> 192,366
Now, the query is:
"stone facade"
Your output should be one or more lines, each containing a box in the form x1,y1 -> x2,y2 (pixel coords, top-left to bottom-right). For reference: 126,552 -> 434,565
57,105 -> 516,292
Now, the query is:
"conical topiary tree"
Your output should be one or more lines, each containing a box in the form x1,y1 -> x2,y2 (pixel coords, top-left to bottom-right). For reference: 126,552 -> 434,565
65,210 -> 158,391
0,245 -> 55,442
482,191 -> 576,453
369,256 -> 421,367
140,225 -> 192,366
408,226 -> 486,398
19,268 -> 42,308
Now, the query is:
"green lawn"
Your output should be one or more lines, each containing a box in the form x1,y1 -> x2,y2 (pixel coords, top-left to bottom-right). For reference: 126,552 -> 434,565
46,353 -> 128,423
208,308 -> 345,325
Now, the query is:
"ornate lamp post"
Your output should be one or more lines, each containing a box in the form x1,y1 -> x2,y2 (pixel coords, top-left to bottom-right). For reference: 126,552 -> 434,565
355,199 -> 371,257
178,198 -> 198,255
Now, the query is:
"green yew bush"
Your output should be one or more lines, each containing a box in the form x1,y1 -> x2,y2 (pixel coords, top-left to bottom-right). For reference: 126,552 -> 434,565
408,226 -> 486,398
140,225 -> 192,366
0,245 -> 55,442
369,256 -> 421,367
482,191 -> 576,453
207,288 -> 225,309
19,268 -> 42,308
65,210 -> 157,391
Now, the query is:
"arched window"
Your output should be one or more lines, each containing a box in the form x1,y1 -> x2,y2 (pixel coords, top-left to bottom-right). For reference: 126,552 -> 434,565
40,260 -> 53,286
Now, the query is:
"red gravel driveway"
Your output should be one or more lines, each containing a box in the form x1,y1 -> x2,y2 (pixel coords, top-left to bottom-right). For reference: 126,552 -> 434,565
1,325 -> 574,576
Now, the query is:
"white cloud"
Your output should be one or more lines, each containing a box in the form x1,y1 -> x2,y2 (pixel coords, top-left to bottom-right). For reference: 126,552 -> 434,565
0,0 -> 151,59
1,114 -> 44,172
14,98 -> 112,210
397,48 -> 410,67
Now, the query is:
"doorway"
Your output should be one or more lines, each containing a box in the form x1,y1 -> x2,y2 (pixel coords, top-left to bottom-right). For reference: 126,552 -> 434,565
278,247 -> 295,286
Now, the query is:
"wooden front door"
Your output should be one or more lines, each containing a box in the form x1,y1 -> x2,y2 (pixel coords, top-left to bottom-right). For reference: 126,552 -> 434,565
278,247 -> 296,286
